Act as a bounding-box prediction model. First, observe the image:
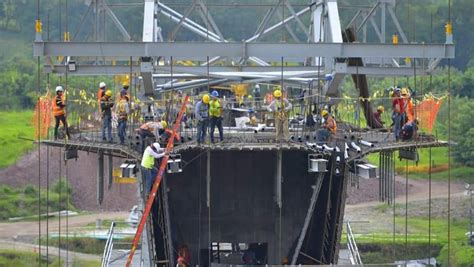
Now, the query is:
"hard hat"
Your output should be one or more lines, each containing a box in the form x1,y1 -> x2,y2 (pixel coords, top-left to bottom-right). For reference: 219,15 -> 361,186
401,87 -> 409,96
321,110 -> 329,117
255,84 -> 260,89
152,142 -> 161,150
105,90 -> 113,97
211,90 -> 219,97
377,106 -> 385,112
247,95 -> 253,99
273,89 -> 282,98
202,94 -> 210,104
99,82 -> 106,88
123,82 -> 129,88
161,120 -> 168,129
55,86 -> 64,92
394,87 -> 401,93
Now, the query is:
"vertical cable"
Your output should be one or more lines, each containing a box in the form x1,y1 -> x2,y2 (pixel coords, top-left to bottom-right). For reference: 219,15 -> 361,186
64,65 -> 69,266
447,0 -> 452,264
405,159 -> 408,264
36,1 -> 42,264
428,146 -> 432,265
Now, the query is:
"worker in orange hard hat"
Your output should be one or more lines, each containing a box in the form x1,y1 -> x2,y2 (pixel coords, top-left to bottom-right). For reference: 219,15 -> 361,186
267,88 -> 292,141
195,94 -> 210,145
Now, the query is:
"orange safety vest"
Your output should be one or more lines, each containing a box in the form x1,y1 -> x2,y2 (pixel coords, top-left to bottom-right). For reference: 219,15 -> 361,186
52,94 -> 66,117
327,116 -> 337,134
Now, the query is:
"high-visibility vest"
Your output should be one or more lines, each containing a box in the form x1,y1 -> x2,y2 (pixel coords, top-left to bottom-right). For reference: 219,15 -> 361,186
117,99 -> 128,120
141,148 -> 155,169
327,116 -> 337,134
52,95 -> 65,117
209,99 -> 221,117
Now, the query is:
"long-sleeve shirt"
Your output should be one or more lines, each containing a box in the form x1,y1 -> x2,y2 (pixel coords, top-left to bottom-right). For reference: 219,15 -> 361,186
195,101 -> 209,121
267,99 -> 292,112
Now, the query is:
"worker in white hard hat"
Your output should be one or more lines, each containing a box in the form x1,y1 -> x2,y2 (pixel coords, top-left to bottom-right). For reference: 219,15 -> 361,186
141,142 -> 166,194
253,84 -> 262,109
97,82 -> 106,112
52,86 -> 71,140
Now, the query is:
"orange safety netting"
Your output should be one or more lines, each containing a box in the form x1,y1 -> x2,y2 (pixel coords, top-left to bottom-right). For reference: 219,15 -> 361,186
32,91 -> 52,140
414,97 -> 444,134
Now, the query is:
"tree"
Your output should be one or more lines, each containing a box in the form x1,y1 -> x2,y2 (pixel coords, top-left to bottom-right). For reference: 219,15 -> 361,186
2,0 -> 16,28
450,97 -> 474,166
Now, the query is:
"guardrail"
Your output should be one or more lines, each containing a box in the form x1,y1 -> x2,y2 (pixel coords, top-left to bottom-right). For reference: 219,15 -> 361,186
101,221 -> 116,267
346,221 -> 362,265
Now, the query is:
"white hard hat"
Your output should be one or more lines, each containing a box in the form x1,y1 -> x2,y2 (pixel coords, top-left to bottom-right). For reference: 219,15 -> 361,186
255,84 -> 260,88
153,143 -> 161,150
99,82 -> 106,88
55,86 -> 64,92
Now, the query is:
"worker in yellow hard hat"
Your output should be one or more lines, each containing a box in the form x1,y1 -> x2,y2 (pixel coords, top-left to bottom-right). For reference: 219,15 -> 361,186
120,82 -> 130,101
137,117 -> 167,152
100,90 -> 115,142
195,94 -> 210,144
316,109 -> 337,143
267,88 -> 292,141
373,105 -> 385,129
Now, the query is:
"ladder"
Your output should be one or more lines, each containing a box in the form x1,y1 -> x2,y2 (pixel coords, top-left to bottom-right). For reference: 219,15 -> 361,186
126,95 -> 189,267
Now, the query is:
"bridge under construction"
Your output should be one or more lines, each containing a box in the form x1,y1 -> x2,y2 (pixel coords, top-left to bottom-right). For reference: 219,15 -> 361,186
30,0 -> 457,266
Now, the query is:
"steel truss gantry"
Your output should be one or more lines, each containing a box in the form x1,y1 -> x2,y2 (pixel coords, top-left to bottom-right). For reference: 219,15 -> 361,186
35,0 -> 455,96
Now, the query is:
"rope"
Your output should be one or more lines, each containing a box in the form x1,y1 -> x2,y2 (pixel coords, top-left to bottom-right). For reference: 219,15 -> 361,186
447,1 -> 452,264
404,159 -> 408,264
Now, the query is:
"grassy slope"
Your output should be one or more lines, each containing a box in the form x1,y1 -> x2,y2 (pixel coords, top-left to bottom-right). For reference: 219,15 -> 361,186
367,147 -> 474,184
0,111 -> 34,168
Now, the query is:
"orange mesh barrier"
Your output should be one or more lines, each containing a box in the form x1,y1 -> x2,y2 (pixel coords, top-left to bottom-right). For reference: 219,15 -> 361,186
32,91 -> 52,140
414,97 -> 444,134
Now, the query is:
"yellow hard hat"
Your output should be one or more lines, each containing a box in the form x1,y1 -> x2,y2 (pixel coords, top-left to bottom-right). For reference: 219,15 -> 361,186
377,105 -> 385,112
161,120 -> 168,129
248,95 -> 253,99
122,82 -> 129,88
273,89 -> 282,98
202,94 -> 210,104
401,87 -> 409,96
105,90 -> 112,97
321,110 -> 329,117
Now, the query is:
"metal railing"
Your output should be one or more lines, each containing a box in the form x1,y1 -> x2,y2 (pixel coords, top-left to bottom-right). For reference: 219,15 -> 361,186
346,221 -> 362,265
101,221 -> 116,267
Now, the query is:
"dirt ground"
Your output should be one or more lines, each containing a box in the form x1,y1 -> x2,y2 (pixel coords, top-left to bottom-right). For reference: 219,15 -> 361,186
0,146 -> 138,212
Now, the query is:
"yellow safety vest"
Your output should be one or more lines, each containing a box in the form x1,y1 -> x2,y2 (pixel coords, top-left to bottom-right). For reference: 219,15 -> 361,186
141,149 -> 155,169
209,99 -> 221,117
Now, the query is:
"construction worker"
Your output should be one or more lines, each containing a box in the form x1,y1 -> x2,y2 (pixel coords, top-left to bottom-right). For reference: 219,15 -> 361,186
97,82 -> 106,112
209,90 -> 224,143
373,105 -> 385,128
52,86 -> 71,140
141,142 -> 166,194
100,90 -> 114,142
120,82 -> 130,101
253,84 -> 262,109
138,118 -> 167,152
401,119 -> 419,141
391,87 -> 406,141
402,87 -> 415,123
267,89 -> 292,141
116,93 -> 130,145
195,94 -> 210,145
316,110 -> 337,143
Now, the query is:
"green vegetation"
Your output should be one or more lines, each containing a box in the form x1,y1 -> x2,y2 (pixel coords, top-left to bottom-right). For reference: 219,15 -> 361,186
351,217 -> 473,266
0,249 -> 61,267
0,180 -> 74,221
0,111 -> 34,168
45,236 -> 132,255
72,259 -> 101,267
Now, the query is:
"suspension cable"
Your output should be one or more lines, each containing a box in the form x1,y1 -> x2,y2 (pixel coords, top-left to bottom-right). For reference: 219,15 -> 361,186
447,0 -> 452,264
404,159 -> 408,264
64,65 -> 69,265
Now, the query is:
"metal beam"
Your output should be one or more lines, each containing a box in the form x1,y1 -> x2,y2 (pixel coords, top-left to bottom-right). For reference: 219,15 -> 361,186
45,64 -> 429,77
34,42 -> 455,59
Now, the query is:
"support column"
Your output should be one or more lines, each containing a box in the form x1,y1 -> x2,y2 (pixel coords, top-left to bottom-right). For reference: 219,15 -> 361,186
97,151 -> 104,205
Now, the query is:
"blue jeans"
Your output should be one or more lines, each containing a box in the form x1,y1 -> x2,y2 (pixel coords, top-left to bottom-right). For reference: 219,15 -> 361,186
392,113 -> 406,141
316,128 -> 330,144
141,166 -> 158,194
197,119 -> 209,144
210,117 -> 223,143
117,119 -> 127,144
102,115 -> 112,141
